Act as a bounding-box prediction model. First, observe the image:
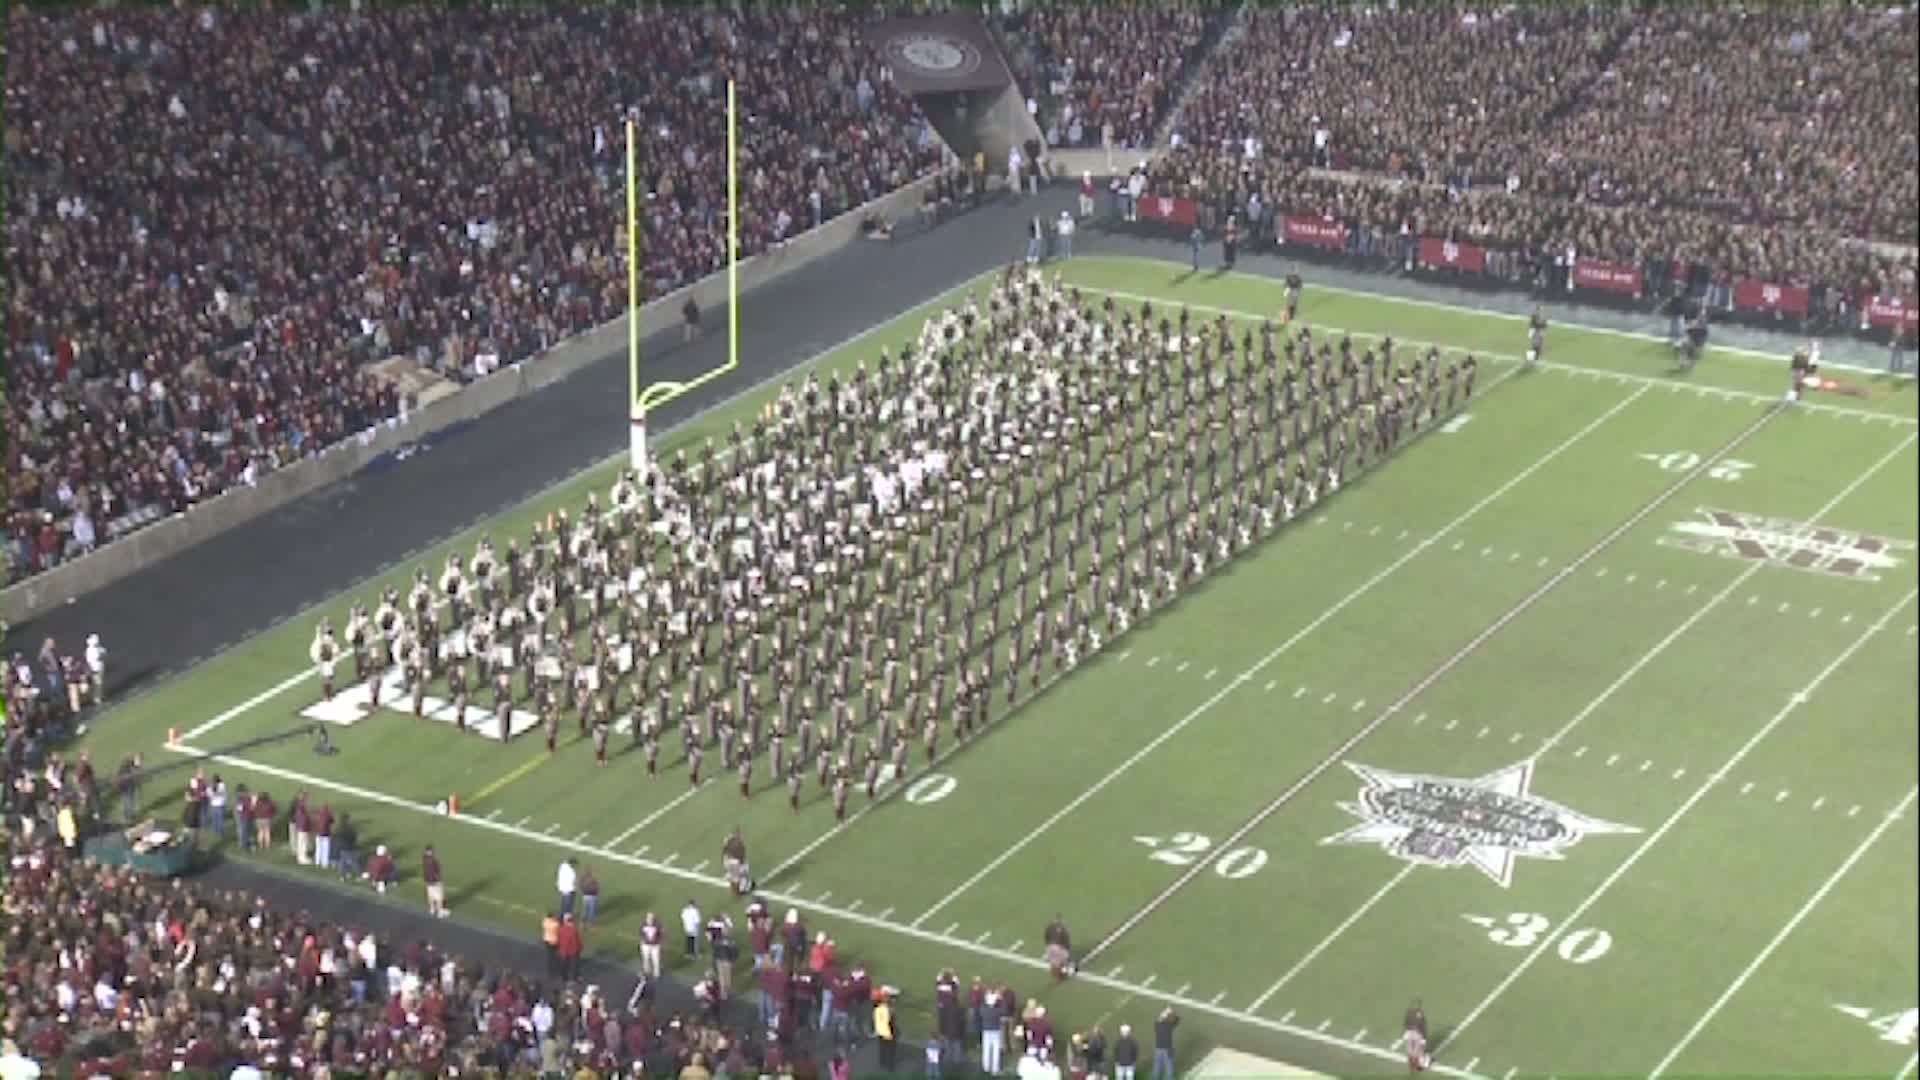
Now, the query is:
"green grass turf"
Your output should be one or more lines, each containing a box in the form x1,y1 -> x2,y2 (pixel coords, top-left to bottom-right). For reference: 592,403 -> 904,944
78,256 -> 1919,1076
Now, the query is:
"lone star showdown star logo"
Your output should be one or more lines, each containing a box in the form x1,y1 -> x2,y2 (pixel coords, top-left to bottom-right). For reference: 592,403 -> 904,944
884,32 -> 983,79
1324,759 -> 1639,887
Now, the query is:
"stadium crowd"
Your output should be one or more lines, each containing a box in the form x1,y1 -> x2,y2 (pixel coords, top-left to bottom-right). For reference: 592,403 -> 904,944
1161,5 -> 1917,307
4,5 -> 942,584
994,3 -> 1230,151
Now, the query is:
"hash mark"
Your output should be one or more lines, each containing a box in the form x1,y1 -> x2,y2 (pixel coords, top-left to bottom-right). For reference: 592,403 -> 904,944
1343,521 -> 1355,531
1354,1028 -> 1369,1043
1203,667 -> 1218,680
485,809 -> 502,821
1685,583 -> 1699,595
1537,556 -> 1550,567
1173,982 -> 1191,997
1596,567 -> 1609,578
572,830 -> 591,844
1639,760 -> 1653,772
1508,551 -> 1521,562
1369,525 -> 1382,537
1294,686 -> 1308,699
846,899 -> 863,912
1504,1070 -> 1518,1080
1146,656 -> 1162,668
1108,965 -> 1125,979
1777,602 -> 1791,614
1117,650 -> 1133,662
975,930 -> 993,945
1747,594 -> 1760,606
816,890 -> 833,904
1847,805 -> 1862,818
1281,1009 -> 1296,1023
689,859 -> 710,873
1444,718 -> 1459,731
1397,529 -> 1409,540
1451,539 -> 1465,551
1465,1058 -> 1481,1073
877,907 -> 895,920
1624,573 -> 1637,584
1573,746 -> 1587,758
1316,1019 -> 1332,1033
1008,939 -> 1023,953
1413,712 -> 1428,725
1509,731 -> 1524,744
633,845 -> 649,857
1140,975 -> 1158,989
1322,692 -> 1338,704
1656,579 -> 1668,590
1671,768 -> 1686,780
1841,613 -> 1854,624
1812,797 -> 1826,811
514,817 -> 533,828
1480,546 -> 1494,558
660,852 -> 678,864
1775,789 -> 1791,803
1605,753 -> 1621,767
542,824 -> 560,836
1740,782 -> 1755,795
1351,699 -> 1367,712
1476,726 -> 1491,739
1175,661 -> 1190,673
1264,680 -> 1277,692
1810,608 -> 1823,618
942,922 -> 960,937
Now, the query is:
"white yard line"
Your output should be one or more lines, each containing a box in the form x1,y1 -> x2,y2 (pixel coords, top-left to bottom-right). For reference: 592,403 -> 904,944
1092,391 -> 1776,964
1089,280 -> 1916,424
1898,1053 -> 1919,1080
1648,786 -> 1918,1078
909,383 -> 1650,930
1443,585 -> 1920,1056
1084,255 -> 1917,382
1248,426 -> 1911,1007
167,714 -> 1488,1078
605,782 -> 707,851
164,268 -> 1001,746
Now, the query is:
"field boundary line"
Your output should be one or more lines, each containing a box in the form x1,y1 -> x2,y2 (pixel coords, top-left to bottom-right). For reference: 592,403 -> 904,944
1080,254 -> 1919,383
1648,785 -> 1918,1077
167,270 -> 998,746
161,737 -> 1486,1079
907,380 -> 1652,931
1100,394 -> 1779,967
1442,581 -> 1920,1056
1085,280 -> 1916,425
1241,419 -> 1901,1009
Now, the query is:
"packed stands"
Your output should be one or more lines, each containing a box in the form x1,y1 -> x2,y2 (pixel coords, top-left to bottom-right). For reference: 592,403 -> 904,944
3,5 -> 942,584
995,3 -> 1232,150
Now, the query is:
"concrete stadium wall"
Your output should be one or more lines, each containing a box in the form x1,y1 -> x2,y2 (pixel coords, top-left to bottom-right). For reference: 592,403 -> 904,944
3,173 -> 940,625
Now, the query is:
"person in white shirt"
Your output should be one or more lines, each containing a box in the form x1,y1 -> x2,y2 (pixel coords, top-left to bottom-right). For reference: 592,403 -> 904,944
556,858 -> 578,918
84,634 -> 107,705
680,899 -> 703,959
1056,212 -> 1076,260
1007,146 -> 1024,200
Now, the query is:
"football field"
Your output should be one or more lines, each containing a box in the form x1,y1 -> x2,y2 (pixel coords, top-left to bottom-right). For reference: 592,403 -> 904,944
87,255 -> 1918,1076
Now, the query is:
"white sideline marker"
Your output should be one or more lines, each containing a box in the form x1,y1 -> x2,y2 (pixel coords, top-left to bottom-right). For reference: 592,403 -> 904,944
1671,768 -> 1686,780
1317,1019 -> 1332,1033
689,859 -> 710,873
1776,789 -> 1791,803
1573,746 -> 1587,758
1280,1009 -> 1295,1023
1476,726 -> 1491,739
1639,760 -> 1653,772
1740,782 -> 1755,795
542,823 -> 560,836
1351,699 -> 1367,712
485,809 -> 502,821
572,830 -> 591,844
815,890 -> 833,904
1147,656 -> 1162,668
1606,753 -> 1621,766
1465,1058 -> 1481,1073
1140,975 -> 1158,989
1811,797 -> 1826,811
1294,686 -> 1308,699
1204,667 -> 1219,680
877,907 -> 895,920
1537,556 -> 1549,567
942,922 -> 960,936
1847,805 -> 1862,818
1413,712 -> 1428,725
1108,965 -> 1125,979
845,899 -> 862,912
1209,991 -> 1226,1006
974,930 -> 992,945
1264,680 -> 1277,692
1354,1028 -> 1369,1043
1176,661 -> 1191,673
1008,939 -> 1023,953
660,852 -> 678,865
1444,718 -> 1459,731
632,845 -> 649,857
1174,982 -> 1191,997
1509,732 -> 1524,744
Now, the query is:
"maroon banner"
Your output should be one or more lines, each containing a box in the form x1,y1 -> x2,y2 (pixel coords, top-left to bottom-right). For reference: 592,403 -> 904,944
1733,278 -> 1811,317
1136,194 -> 1198,228
1416,236 -> 1486,273
1863,294 -> 1920,333
1572,259 -> 1644,296
1281,215 -> 1346,251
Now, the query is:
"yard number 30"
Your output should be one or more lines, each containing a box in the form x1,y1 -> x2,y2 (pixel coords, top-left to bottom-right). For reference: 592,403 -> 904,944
1469,912 -> 1613,964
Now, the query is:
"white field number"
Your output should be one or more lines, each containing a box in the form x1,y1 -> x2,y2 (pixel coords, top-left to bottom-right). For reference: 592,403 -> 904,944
1836,1006 -> 1919,1046
1464,913 -> 1612,964
1133,833 -> 1269,880
1637,451 -> 1754,481
904,773 -> 957,804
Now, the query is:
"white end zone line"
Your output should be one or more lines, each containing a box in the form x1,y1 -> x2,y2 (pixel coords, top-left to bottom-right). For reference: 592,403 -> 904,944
1089,282 -> 1915,425
1649,785 -> 1919,1078
166,269 -> 1001,747
1246,412 -> 1903,1012
1443,584 -> 1920,1057
160,736 -> 1488,1079
909,382 -> 1651,931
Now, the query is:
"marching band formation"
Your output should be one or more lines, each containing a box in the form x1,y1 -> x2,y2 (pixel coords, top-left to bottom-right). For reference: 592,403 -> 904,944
309,264 -> 1480,815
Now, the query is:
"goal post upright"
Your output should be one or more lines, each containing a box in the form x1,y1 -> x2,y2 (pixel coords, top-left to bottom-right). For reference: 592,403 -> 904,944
626,117 -> 647,473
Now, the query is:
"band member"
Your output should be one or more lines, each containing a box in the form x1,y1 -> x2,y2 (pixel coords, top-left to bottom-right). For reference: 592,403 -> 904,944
448,661 -> 469,731
737,752 -> 753,798
1043,914 -> 1076,980
311,620 -> 340,700
723,828 -> 750,895
593,716 -> 611,765
832,769 -> 851,823
1403,999 -> 1432,1072
787,764 -> 804,812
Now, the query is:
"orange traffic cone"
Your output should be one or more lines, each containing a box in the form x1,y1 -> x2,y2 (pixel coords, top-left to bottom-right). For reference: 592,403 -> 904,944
447,793 -> 460,816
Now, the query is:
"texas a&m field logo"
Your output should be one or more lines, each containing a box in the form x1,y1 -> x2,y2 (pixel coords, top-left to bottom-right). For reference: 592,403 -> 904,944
1660,508 -> 1915,581
1324,760 -> 1639,887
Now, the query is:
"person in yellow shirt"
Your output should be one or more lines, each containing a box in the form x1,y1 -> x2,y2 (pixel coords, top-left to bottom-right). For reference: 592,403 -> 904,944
874,991 -> 898,1073
542,911 -> 562,977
